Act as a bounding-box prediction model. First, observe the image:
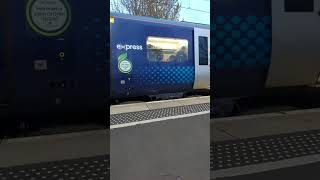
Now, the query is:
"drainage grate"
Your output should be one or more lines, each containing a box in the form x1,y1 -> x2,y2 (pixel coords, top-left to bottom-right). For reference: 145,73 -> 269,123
211,130 -> 320,171
0,155 -> 109,180
111,103 -> 210,125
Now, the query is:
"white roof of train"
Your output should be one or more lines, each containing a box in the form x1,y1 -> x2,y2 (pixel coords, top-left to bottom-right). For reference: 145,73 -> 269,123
111,12 -> 210,29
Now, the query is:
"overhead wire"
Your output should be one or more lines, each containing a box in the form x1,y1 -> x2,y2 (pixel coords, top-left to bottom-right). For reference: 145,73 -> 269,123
182,0 -> 210,13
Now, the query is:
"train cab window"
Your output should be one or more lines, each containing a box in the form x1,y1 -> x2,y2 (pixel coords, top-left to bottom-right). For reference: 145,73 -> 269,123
285,0 -> 314,12
199,36 -> 209,65
147,36 -> 188,63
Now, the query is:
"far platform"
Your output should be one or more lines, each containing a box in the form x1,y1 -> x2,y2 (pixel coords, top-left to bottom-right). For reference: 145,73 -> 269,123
211,108 -> 320,179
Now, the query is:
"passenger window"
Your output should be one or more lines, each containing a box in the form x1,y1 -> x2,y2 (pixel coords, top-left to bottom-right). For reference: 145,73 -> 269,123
285,0 -> 314,12
147,36 -> 188,63
199,36 -> 208,65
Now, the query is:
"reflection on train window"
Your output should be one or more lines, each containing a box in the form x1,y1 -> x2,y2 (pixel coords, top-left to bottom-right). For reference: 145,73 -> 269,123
199,36 -> 208,65
147,37 -> 188,63
285,0 -> 314,12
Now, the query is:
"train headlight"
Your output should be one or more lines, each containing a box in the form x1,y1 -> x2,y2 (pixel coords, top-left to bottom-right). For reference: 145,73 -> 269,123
110,17 -> 115,24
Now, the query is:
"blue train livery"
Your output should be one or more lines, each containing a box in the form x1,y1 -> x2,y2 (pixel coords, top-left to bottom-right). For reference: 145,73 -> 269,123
211,0 -> 320,115
111,13 -> 210,99
0,0 -> 109,118
212,0 -> 272,98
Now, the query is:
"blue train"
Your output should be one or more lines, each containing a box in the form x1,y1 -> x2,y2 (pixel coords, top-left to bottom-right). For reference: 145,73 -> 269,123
1,0 -> 320,119
111,0 -> 320,111
110,13 -> 210,99
212,0 -> 320,113
0,0 -> 108,119
213,0 -> 320,97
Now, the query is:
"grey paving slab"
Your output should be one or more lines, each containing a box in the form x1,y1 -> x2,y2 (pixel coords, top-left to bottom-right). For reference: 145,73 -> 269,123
111,114 -> 210,180
178,96 -> 210,106
0,130 -> 109,168
213,110 -> 320,139
110,103 -> 149,114
213,117 -> 283,139
146,100 -> 182,110
211,126 -> 236,142
270,113 -> 320,132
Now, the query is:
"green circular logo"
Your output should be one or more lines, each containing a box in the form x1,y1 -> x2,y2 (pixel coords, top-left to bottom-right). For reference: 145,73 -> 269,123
117,53 -> 133,74
26,0 -> 71,36
118,60 -> 132,74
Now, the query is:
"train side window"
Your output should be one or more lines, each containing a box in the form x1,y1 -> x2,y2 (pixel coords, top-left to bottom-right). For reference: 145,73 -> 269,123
285,0 -> 314,12
199,36 -> 209,65
147,36 -> 188,63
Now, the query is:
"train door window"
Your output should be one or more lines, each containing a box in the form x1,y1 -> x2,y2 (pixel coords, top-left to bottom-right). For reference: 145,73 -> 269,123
147,36 -> 188,63
285,0 -> 314,12
199,36 -> 209,65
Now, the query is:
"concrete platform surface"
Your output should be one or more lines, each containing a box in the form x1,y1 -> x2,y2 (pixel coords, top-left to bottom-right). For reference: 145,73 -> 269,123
212,108 -> 320,141
111,96 -> 210,114
0,130 -> 109,168
111,113 -> 210,180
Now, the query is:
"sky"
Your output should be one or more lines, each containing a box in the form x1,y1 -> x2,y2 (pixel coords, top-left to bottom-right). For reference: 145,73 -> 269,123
110,0 -> 210,25
179,0 -> 210,25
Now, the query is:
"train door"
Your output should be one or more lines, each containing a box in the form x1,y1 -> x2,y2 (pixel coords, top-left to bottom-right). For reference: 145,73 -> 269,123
194,28 -> 210,89
266,0 -> 320,87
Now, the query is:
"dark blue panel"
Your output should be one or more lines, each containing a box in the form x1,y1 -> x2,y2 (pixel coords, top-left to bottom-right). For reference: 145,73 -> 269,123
213,0 -> 271,16
5,0 -> 108,117
0,12 -> 6,103
211,0 -> 272,98
111,17 -> 194,98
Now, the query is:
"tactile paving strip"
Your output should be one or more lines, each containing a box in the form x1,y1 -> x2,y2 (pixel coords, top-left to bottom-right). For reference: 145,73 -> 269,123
0,155 -> 109,180
111,103 -> 210,125
211,130 -> 320,170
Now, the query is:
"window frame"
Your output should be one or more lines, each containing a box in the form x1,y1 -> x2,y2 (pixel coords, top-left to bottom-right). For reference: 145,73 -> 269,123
146,36 -> 189,63
284,0 -> 314,12
198,36 -> 209,66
